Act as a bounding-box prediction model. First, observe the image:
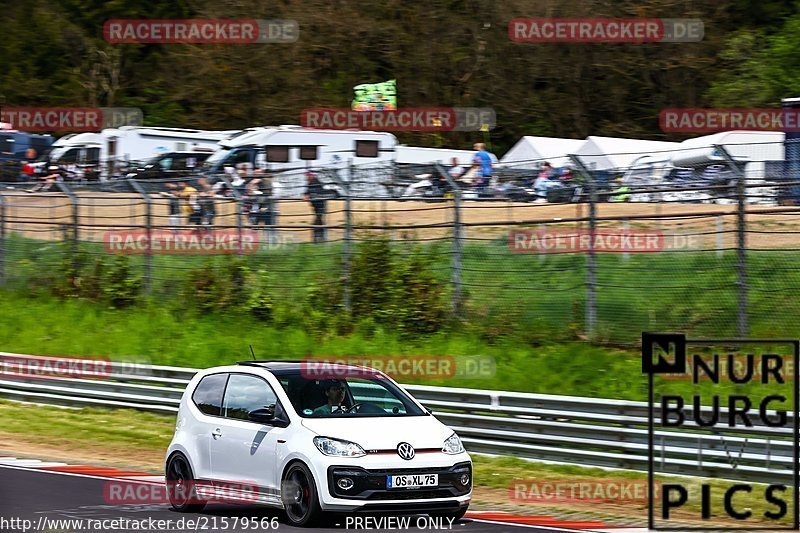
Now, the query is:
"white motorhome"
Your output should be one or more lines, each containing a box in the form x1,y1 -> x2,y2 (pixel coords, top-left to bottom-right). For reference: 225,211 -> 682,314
671,130 -> 785,178
668,131 -> 786,205
47,127 -> 239,179
394,145 -> 476,165
202,125 -> 398,197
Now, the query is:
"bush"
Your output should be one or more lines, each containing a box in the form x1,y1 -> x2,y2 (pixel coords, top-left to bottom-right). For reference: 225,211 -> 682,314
104,256 -> 142,309
320,235 -> 450,336
181,259 -> 275,319
48,246 -> 141,308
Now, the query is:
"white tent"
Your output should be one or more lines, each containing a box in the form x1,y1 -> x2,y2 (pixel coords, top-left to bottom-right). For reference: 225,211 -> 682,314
573,136 -> 680,171
499,136 -> 584,168
671,131 -> 784,167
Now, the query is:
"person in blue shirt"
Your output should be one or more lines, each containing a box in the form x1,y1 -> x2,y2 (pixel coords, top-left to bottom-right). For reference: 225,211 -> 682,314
472,143 -> 494,188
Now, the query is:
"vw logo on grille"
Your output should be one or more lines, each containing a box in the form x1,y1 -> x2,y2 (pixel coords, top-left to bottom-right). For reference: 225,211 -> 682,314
396,442 -> 415,460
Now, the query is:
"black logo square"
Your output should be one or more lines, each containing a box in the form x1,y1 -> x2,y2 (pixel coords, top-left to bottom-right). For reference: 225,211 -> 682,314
642,332 -> 686,375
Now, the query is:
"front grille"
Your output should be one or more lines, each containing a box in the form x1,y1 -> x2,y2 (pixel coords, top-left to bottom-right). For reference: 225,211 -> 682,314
365,489 -> 454,501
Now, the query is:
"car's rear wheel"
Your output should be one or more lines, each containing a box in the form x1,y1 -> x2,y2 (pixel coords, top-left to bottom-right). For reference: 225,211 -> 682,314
166,454 -> 206,513
282,462 -> 324,527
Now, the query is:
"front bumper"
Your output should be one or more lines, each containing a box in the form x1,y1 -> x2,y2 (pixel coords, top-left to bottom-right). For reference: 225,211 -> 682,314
317,460 -> 471,512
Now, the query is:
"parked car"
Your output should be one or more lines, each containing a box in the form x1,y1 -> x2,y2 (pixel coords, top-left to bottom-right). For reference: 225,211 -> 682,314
125,151 -> 212,180
166,361 -> 472,527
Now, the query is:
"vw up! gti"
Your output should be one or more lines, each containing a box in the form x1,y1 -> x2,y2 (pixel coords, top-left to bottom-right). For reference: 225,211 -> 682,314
165,361 -> 472,526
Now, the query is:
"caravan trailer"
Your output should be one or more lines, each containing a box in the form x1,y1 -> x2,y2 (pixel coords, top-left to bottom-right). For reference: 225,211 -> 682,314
45,127 -> 239,179
202,126 -> 397,197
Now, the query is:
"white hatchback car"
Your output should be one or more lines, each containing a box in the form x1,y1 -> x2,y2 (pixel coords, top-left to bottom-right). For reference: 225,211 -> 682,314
165,361 -> 472,526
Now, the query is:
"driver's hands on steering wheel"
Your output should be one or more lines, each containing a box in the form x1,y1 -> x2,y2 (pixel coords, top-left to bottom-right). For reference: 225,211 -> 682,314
342,403 -> 362,413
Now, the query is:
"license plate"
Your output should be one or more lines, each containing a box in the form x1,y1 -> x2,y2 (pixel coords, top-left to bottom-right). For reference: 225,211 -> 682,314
387,474 -> 438,489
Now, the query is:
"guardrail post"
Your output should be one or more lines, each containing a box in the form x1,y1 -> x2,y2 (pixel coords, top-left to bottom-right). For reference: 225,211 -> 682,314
715,144 -> 748,336
0,191 -> 5,286
437,162 -> 462,318
128,178 -> 152,293
570,155 -> 596,340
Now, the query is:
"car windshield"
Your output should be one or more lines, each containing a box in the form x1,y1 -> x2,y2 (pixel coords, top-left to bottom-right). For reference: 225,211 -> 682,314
274,370 -> 427,418
202,148 -> 231,169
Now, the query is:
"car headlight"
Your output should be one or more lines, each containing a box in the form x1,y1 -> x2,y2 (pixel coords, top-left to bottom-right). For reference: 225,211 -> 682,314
313,437 -> 366,457
442,433 -> 465,454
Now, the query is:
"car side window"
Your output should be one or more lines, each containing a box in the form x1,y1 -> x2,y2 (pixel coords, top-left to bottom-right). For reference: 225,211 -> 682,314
191,373 -> 228,416
223,374 -> 279,421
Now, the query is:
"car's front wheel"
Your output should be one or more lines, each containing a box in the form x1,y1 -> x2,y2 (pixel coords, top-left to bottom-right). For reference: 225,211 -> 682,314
281,462 -> 324,527
165,453 -> 206,513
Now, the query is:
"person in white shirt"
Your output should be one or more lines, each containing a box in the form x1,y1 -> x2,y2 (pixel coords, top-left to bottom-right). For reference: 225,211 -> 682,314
448,157 -> 465,180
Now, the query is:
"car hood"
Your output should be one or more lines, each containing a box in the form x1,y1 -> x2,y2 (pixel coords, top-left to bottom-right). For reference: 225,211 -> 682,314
300,414 -> 452,450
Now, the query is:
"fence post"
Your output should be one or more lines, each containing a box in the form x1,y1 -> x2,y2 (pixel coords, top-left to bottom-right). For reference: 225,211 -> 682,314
570,155 -> 596,340
217,175 -> 244,255
329,159 -> 353,313
715,144 -> 748,336
128,179 -> 152,293
436,162 -> 462,317
0,191 -> 5,286
56,182 -> 79,270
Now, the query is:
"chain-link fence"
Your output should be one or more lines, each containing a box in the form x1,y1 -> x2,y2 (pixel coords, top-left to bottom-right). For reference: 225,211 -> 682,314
2,141 -> 800,344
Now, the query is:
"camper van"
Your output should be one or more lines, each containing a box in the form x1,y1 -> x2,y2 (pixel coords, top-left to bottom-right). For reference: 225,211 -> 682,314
670,131 -> 785,204
44,127 -> 239,179
201,126 -> 397,197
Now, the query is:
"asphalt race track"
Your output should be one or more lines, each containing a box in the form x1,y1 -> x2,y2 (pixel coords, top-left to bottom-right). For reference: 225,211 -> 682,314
0,466 -> 576,533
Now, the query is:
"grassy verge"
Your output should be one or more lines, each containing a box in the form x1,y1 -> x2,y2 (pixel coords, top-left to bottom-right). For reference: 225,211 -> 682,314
0,399 -> 791,527
0,290 -> 646,398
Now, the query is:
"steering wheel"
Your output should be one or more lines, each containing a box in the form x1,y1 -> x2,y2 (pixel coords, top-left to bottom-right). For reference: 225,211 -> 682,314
342,403 -> 363,413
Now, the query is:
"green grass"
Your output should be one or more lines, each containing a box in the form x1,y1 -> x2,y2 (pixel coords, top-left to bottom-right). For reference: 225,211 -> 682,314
0,290 -> 641,397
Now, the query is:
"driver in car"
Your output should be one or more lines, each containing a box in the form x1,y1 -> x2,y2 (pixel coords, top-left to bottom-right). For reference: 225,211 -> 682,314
312,379 -> 348,415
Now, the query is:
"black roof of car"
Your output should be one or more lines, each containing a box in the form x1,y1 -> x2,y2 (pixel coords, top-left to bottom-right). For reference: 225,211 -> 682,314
236,360 -> 379,373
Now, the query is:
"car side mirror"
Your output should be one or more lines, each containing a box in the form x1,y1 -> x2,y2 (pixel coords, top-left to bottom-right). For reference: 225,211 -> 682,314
248,405 -> 289,427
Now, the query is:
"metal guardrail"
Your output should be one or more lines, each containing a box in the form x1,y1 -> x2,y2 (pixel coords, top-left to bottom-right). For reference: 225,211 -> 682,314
0,352 -> 793,484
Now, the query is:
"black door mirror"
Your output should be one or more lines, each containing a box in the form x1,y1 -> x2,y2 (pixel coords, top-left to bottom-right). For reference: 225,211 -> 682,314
248,405 -> 289,427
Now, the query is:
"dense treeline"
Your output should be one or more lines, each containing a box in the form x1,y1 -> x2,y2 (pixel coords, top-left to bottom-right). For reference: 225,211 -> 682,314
2,0 -> 800,153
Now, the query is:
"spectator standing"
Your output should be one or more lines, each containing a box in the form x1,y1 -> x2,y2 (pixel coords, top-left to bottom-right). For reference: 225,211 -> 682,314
178,181 -> 202,226
197,178 -> 216,228
304,171 -> 327,243
161,182 -> 182,229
